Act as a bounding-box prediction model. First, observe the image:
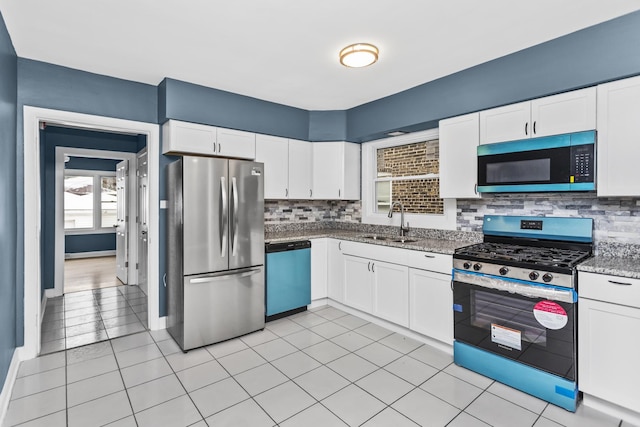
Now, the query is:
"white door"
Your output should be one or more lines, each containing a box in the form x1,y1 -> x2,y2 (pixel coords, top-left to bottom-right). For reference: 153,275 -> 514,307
343,255 -> 373,312
479,101 -> 531,145
288,139 -> 312,199
255,134 -> 289,199
439,112 -> 480,199
372,261 -> 409,326
137,150 -> 148,295
116,160 -> 128,284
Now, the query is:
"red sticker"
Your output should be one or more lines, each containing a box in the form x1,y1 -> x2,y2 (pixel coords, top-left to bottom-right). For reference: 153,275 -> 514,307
533,300 -> 568,330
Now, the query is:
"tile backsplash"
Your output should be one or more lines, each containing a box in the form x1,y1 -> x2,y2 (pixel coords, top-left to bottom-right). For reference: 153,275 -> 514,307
264,200 -> 361,223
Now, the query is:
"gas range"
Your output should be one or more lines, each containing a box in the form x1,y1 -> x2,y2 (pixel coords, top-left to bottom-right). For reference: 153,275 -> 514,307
453,216 -> 594,289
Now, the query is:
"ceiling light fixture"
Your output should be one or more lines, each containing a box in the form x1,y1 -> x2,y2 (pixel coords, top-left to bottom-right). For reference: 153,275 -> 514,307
339,43 -> 379,68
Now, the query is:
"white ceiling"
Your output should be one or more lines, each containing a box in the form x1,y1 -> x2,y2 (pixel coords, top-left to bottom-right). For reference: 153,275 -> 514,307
2,1 -> 640,111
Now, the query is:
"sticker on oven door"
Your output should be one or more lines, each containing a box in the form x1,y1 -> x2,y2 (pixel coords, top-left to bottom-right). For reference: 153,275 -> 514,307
491,324 -> 522,351
533,300 -> 568,330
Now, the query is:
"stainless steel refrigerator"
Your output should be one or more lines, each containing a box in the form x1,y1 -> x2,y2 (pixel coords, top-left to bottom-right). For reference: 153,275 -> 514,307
167,156 -> 265,351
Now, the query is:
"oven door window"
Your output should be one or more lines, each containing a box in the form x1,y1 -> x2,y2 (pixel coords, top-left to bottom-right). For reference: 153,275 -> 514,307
454,281 -> 576,381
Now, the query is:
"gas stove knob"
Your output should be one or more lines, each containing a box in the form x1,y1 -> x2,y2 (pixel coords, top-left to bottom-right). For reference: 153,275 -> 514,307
499,267 -> 509,275
473,263 -> 482,271
542,273 -> 553,283
463,262 -> 472,269
529,271 -> 539,281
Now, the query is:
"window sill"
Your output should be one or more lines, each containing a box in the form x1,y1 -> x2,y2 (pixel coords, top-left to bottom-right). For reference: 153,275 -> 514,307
65,228 -> 117,236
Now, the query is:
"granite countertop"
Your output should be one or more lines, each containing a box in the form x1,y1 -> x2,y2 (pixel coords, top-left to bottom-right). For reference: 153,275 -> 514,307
265,229 -> 475,255
578,256 -> 640,280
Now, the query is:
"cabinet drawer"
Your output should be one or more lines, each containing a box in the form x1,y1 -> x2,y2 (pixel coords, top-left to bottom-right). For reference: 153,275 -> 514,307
579,272 -> 640,308
407,251 -> 452,274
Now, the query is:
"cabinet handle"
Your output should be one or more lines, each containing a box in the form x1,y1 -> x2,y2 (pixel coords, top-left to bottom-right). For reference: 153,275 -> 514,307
371,263 -> 375,273
218,143 -> 221,153
608,280 -> 632,286
338,189 -> 341,198
368,262 -> 371,272
533,121 -> 537,134
213,142 -> 217,153
474,183 -> 478,195
424,254 -> 435,258
450,280 -> 454,292
285,188 -> 288,197
525,122 -> 528,136
309,189 -> 312,198
338,241 -> 342,251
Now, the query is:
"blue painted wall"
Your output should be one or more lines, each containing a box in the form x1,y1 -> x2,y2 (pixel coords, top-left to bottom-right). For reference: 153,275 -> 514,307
40,126 -> 140,293
65,234 -> 116,254
347,10 -> 640,142
0,9 -> 17,391
309,111 -> 347,141
16,62 -> 157,346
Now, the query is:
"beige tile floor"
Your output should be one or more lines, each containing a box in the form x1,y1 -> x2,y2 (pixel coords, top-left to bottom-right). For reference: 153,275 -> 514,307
6,306 -> 635,427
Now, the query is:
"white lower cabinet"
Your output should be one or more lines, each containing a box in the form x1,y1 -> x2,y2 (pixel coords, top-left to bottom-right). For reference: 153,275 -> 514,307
373,262 -> 409,327
409,268 -> 453,345
327,239 -> 345,303
344,255 -> 374,312
310,238 -> 328,301
578,272 -> 640,414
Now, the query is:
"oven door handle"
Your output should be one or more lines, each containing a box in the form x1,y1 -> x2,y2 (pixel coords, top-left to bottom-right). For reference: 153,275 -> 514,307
453,270 -> 576,303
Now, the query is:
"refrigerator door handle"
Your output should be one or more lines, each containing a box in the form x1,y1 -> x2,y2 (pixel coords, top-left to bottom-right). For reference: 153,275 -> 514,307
220,176 -> 228,258
231,176 -> 239,256
189,267 -> 262,284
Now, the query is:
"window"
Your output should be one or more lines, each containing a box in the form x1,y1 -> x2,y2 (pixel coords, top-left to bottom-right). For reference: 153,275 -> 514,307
361,128 -> 456,230
64,170 -> 117,233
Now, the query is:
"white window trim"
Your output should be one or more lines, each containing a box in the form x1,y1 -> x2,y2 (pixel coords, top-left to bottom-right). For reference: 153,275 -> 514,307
64,168 -> 117,235
361,128 -> 457,230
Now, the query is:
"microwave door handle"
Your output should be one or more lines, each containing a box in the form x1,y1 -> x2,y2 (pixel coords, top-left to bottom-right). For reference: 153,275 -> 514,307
231,177 -> 239,256
220,176 -> 228,258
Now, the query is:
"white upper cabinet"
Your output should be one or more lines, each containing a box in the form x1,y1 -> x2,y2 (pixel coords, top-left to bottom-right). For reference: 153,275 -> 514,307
288,139 -> 313,199
312,142 -> 360,200
162,120 -> 255,159
216,128 -> 256,159
479,87 -> 596,145
439,112 -> 480,199
162,120 -> 217,155
597,75 -> 640,197
480,101 -> 531,145
255,134 -> 289,199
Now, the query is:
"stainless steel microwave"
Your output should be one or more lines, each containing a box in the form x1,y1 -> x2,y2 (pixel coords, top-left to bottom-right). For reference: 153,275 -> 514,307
477,131 -> 595,193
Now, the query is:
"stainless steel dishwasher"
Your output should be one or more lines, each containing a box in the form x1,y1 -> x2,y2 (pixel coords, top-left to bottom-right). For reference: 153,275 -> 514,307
265,240 -> 311,321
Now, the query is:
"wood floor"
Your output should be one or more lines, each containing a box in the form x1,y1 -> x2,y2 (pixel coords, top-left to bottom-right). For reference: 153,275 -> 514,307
64,256 -> 122,293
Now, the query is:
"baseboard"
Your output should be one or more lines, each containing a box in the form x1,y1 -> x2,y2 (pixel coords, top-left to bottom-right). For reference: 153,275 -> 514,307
65,250 -> 116,259
583,393 -> 640,426
44,288 -> 62,300
0,347 -> 25,425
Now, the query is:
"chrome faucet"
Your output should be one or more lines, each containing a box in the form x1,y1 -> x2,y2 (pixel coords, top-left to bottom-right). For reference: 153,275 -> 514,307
388,201 -> 410,236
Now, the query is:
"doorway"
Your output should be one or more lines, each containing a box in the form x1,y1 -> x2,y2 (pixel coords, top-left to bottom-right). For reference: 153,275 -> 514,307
23,106 -> 161,360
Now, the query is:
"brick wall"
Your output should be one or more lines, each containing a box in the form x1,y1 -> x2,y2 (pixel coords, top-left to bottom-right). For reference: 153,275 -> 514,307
377,140 -> 443,214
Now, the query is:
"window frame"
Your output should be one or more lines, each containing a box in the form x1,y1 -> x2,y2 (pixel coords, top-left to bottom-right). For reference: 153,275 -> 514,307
64,169 -> 117,235
361,128 -> 457,230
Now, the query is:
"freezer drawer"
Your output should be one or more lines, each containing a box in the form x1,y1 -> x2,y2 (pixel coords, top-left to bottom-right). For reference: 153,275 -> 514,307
172,266 -> 265,351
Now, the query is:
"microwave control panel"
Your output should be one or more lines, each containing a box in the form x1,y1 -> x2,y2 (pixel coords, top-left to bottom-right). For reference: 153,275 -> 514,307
570,144 -> 594,183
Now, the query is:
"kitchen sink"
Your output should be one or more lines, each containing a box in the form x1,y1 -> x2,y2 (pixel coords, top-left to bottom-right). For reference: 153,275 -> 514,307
392,238 -> 418,243
360,235 -> 389,241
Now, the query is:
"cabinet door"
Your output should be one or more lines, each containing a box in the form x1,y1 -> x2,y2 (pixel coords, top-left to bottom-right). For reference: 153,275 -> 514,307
162,120 -> 216,155
579,298 -> 640,413
409,268 -> 453,344
531,87 -> 596,138
479,101 -> 531,145
343,255 -> 373,312
373,261 -> 409,326
217,128 -> 256,159
439,113 -> 480,199
288,139 -> 313,199
310,239 -> 328,301
312,142 -> 342,199
327,239 -> 345,303
597,76 -> 640,196
341,142 -> 361,200
255,135 -> 289,199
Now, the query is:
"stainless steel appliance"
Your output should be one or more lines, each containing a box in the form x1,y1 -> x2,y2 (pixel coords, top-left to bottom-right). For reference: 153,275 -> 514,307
265,240 -> 311,321
477,131 -> 595,193
167,156 -> 265,351
452,215 -> 593,412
